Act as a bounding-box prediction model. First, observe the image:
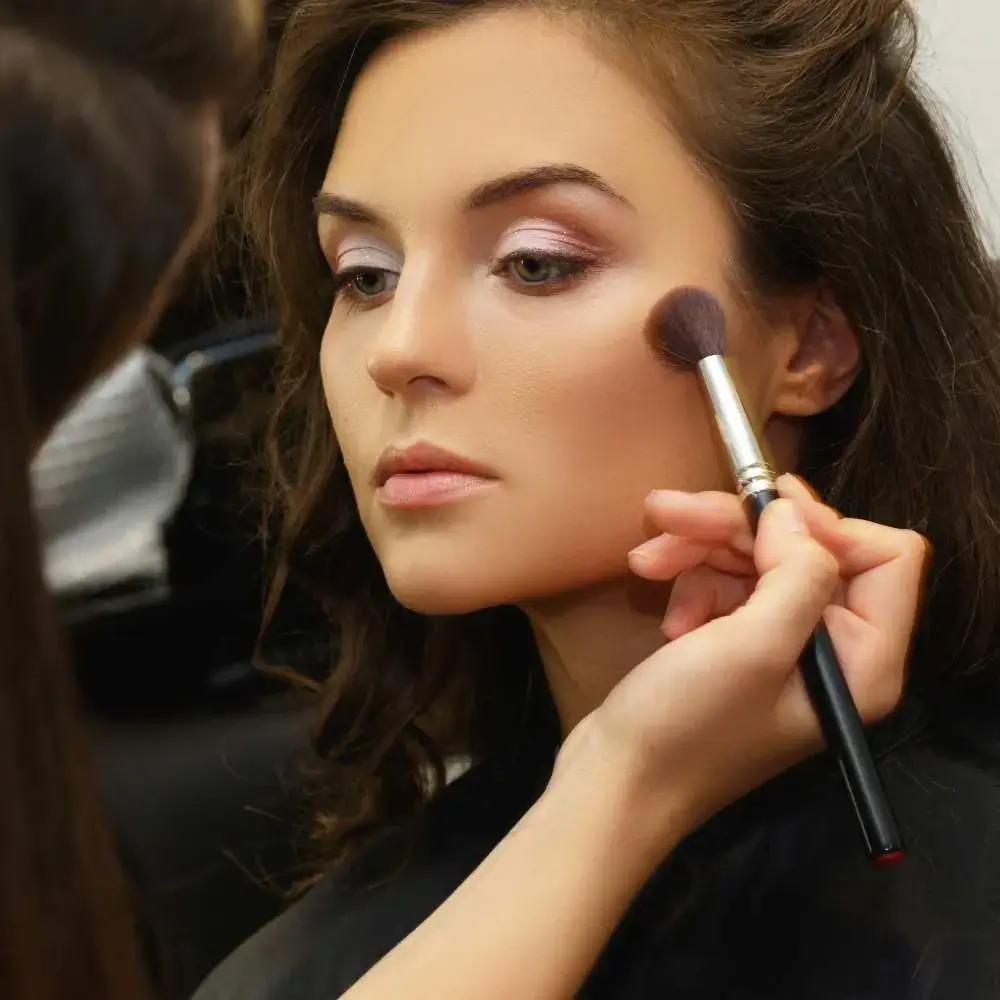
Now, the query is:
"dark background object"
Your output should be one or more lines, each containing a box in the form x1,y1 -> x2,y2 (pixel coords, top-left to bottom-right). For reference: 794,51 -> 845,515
62,9 -> 329,992
68,284 -> 329,997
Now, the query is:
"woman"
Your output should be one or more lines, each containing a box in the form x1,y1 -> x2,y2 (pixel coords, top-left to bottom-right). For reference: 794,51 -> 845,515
199,0 -> 1000,996
0,3 -> 259,999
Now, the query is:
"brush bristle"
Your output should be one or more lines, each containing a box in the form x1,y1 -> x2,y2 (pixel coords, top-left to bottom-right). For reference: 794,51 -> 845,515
652,287 -> 727,367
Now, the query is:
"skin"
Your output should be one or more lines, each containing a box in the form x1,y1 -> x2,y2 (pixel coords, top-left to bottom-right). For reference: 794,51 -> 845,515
317,8 -> 860,731
305,11 -> 927,998
338,483 -> 925,1000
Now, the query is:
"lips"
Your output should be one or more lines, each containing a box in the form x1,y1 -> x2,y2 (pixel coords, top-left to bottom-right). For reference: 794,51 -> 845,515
373,441 -> 497,489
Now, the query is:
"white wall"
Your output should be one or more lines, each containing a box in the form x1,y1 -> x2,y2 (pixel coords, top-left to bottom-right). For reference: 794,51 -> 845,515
915,0 -> 1000,251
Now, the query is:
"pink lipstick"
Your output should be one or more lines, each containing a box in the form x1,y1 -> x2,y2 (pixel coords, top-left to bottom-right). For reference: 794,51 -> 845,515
374,441 -> 498,509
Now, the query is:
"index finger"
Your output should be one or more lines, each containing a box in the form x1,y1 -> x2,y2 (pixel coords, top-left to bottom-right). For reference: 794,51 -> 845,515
807,515 -> 931,580
779,473 -> 931,585
644,489 -> 752,550
807,515 -> 930,665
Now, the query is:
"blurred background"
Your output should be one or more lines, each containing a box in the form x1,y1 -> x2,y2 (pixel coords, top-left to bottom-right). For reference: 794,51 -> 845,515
42,274 -> 321,999
38,3 -> 999,998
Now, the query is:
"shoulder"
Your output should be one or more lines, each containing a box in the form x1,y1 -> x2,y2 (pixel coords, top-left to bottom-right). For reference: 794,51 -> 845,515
627,719 -> 1000,1000
192,832 -> 495,1000
884,726 -> 1000,915
848,727 -> 1000,997
191,763 -> 518,1000
886,712 -> 1000,865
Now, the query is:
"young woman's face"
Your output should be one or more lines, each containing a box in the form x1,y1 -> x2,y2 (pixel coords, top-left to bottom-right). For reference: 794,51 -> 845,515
317,9 -> 791,614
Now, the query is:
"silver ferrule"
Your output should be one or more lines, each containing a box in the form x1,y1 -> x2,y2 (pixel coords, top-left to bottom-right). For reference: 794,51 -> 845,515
697,355 -> 777,500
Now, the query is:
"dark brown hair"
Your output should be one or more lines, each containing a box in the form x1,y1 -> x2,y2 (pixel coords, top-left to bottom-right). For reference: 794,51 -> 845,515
0,3 -> 258,998
236,0 -> 1000,873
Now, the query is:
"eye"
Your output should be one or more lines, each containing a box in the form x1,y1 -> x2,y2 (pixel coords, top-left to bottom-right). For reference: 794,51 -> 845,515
495,252 -> 592,292
332,267 -> 400,305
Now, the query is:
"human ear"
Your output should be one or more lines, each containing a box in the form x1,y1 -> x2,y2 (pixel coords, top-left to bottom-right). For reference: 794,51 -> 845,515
770,284 -> 861,418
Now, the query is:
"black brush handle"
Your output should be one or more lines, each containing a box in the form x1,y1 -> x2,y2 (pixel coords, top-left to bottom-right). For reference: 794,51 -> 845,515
745,488 -> 904,865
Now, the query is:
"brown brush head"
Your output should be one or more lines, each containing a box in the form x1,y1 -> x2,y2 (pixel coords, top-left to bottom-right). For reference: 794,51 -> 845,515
652,286 -> 727,367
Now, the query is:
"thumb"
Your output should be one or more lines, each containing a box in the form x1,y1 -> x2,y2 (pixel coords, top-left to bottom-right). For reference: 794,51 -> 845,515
733,498 -> 841,669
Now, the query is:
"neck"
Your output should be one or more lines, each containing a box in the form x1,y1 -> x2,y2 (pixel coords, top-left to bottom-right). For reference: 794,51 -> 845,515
523,574 -> 670,738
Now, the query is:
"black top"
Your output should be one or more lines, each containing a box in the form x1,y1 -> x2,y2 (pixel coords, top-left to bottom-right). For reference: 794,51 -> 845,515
193,705 -> 1000,1000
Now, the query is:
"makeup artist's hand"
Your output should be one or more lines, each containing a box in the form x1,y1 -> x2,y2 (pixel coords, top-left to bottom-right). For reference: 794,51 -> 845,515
554,474 -> 928,847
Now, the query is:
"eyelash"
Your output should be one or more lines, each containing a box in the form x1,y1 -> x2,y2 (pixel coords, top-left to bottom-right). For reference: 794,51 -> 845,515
330,268 -> 397,309
492,250 -> 595,292
330,250 -> 598,311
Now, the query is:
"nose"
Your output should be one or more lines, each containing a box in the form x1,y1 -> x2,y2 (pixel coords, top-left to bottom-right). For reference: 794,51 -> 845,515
366,264 -> 475,401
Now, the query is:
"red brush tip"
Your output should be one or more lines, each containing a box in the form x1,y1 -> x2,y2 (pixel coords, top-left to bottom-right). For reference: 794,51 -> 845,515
872,849 -> 905,868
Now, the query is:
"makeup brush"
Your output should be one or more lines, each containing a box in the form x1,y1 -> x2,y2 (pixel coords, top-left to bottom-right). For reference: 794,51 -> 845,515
652,286 -> 904,866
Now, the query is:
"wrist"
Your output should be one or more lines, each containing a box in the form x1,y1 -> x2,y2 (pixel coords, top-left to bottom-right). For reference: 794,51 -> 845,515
545,724 -> 689,882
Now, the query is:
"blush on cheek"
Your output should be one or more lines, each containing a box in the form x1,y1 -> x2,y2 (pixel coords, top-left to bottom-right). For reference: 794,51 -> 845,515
448,349 -> 731,605
544,349 -> 723,495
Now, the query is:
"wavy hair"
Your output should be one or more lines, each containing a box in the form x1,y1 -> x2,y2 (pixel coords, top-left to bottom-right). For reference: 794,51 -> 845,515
233,0 -> 1000,875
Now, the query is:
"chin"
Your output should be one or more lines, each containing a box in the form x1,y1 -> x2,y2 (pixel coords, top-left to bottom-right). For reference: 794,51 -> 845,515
381,559 -> 622,617
385,574 -> 496,616
379,550 -> 521,616
374,524 -> 635,617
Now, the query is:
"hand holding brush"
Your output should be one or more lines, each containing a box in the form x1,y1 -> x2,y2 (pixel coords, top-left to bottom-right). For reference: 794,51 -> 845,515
633,285 -> 919,863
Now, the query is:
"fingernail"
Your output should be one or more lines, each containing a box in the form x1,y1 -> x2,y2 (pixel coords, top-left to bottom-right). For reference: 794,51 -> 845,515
646,489 -> 681,504
777,472 -> 824,505
628,537 -> 663,561
812,501 -> 841,531
772,499 -> 807,534
778,474 -> 839,528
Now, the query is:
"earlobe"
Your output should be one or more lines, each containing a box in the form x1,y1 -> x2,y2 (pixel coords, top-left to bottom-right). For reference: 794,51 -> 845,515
772,286 -> 860,418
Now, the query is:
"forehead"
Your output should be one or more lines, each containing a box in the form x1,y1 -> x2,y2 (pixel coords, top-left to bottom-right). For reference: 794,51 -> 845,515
322,8 -> 710,221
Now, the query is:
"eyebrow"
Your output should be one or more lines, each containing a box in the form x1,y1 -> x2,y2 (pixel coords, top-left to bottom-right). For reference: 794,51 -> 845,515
464,163 -> 633,211
313,192 -> 383,227
313,163 -> 633,227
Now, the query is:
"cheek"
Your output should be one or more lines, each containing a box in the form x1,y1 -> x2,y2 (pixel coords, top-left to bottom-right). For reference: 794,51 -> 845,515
538,352 -> 706,480
460,312 -> 731,606
319,330 -> 371,493
513,334 -> 727,538
501,281 -> 727,494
